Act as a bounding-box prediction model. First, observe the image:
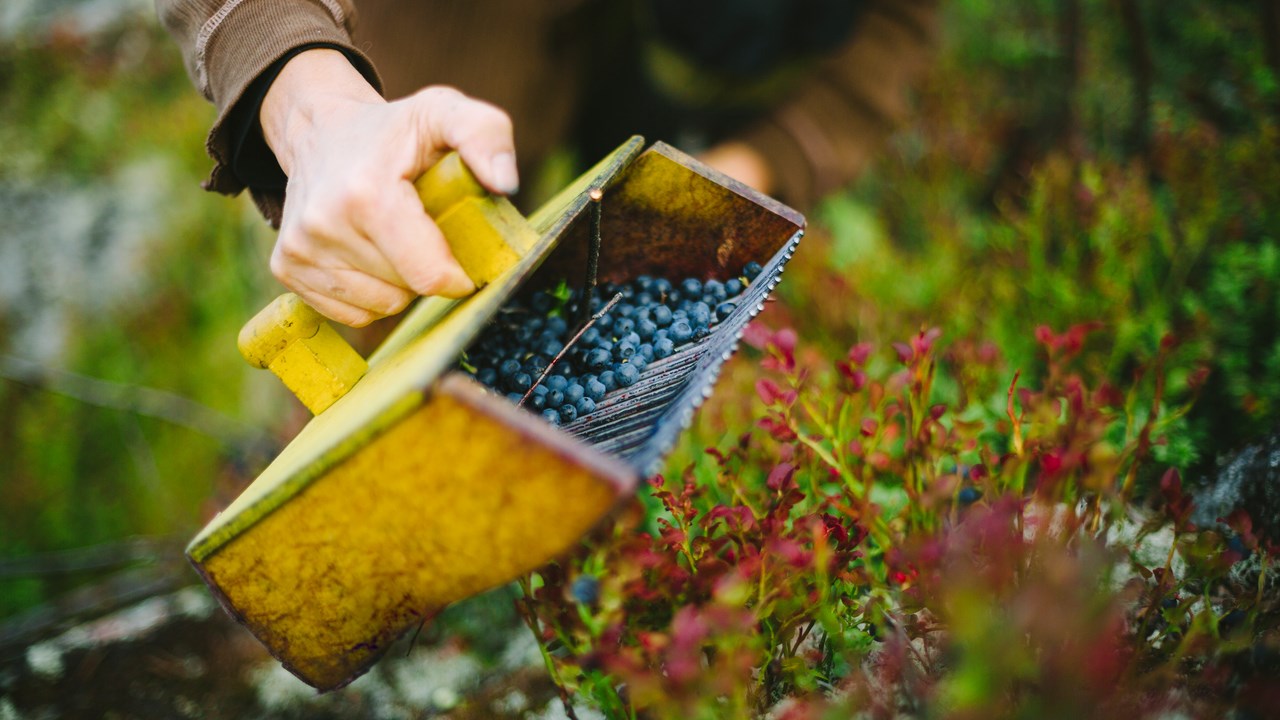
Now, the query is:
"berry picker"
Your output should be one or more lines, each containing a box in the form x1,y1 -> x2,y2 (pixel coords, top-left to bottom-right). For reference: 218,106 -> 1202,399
187,137 -> 805,690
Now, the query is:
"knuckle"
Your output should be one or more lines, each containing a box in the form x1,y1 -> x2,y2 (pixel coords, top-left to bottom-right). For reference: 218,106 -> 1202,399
268,247 -> 290,282
334,185 -> 376,218
414,85 -> 462,107
375,290 -> 413,317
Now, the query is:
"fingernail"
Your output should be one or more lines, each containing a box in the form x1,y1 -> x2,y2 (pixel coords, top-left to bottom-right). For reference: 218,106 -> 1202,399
490,152 -> 519,195
445,267 -> 477,298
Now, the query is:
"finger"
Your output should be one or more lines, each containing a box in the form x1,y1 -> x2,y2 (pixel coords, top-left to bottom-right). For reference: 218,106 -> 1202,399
278,187 -> 413,290
409,86 -> 519,195
292,264 -> 419,315
296,290 -> 378,328
357,180 -> 475,298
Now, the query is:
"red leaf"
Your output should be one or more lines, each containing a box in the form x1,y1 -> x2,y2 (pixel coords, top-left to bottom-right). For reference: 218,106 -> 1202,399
892,342 -> 913,364
756,378 -> 785,406
767,463 -> 796,491
847,342 -> 874,367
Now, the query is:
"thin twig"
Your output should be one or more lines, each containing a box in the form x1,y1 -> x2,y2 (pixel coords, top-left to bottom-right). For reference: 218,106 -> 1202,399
0,354 -> 250,446
406,611 -> 431,657
517,292 -> 623,407
0,536 -> 180,579
578,187 -> 604,329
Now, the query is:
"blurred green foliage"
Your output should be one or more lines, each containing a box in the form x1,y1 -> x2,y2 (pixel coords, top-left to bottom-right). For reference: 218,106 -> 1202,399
0,21 -> 283,617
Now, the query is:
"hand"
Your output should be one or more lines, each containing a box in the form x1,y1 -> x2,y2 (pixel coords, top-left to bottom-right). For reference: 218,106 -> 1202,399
260,49 -> 519,327
697,141 -> 774,196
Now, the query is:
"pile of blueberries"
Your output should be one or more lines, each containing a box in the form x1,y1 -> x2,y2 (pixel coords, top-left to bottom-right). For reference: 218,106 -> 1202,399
463,261 -> 765,426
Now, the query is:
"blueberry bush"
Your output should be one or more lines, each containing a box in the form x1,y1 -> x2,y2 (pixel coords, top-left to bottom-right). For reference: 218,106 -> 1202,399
507,1 -> 1280,716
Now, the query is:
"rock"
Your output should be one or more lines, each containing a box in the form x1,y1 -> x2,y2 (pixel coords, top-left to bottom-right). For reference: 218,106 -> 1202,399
1193,429 -> 1280,544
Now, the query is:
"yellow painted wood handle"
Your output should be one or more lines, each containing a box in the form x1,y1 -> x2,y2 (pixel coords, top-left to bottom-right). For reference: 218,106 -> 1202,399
240,151 -> 532,414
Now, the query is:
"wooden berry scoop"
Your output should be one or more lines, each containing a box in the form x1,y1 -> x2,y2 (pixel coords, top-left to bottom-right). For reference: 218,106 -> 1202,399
186,136 -> 804,691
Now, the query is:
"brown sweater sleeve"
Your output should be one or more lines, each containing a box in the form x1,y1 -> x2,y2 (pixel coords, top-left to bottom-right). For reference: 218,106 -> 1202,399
156,0 -> 381,217
736,0 -> 939,209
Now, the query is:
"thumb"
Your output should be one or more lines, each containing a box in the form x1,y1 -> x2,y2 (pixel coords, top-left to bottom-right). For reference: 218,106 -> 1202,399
409,86 -> 519,196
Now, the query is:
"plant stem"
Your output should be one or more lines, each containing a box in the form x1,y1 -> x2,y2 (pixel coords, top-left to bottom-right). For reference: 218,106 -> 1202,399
519,291 -> 623,407
577,187 -> 604,330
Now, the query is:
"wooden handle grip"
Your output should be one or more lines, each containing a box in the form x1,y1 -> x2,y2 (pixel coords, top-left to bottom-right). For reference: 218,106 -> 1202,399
239,151 -> 530,413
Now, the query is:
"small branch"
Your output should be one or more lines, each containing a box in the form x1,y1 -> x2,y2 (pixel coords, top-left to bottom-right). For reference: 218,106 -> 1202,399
0,354 -> 250,446
518,292 -> 623,407
577,187 -> 604,330
0,536 -> 181,579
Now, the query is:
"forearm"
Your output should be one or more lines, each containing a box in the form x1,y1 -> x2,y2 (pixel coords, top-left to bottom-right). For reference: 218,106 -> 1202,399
734,0 -> 940,209
155,0 -> 379,208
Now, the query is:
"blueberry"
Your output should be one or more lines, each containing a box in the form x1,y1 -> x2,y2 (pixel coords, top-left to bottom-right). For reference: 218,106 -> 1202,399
680,278 -> 702,297
514,325 -> 536,344
525,355 -> 549,377
477,367 -> 498,386
704,279 -> 726,302
690,302 -> 712,327
743,261 -> 763,280
546,375 -> 568,392
634,275 -> 654,293
576,397 -> 596,416
670,320 -> 694,344
541,408 -> 561,425
639,343 -> 655,361
614,341 -> 637,360
554,362 -> 574,377
499,359 -> 522,378
654,328 -> 669,342
635,291 -> 654,306
585,347 -> 612,371
585,380 -> 607,401
598,370 -> 618,391
630,355 -> 648,373
724,278 -> 744,297
637,318 -> 658,340
545,315 -> 569,338
539,339 -> 562,357
559,404 -> 578,423
507,392 -> 523,403
530,393 -> 546,410
565,383 -> 585,404
1220,609 -> 1247,636
615,317 -> 636,335
546,389 -> 565,408
571,573 -> 600,605
532,384 -> 548,396
531,292 -> 555,314
581,327 -> 601,346
595,314 -> 614,332
649,306 -> 671,329
958,487 -> 982,506
653,278 -> 673,300
616,303 -> 635,318
620,331 -> 641,348
654,337 -> 675,358
693,325 -> 711,340
595,340 -> 614,356
615,363 -> 640,387
715,301 -> 737,322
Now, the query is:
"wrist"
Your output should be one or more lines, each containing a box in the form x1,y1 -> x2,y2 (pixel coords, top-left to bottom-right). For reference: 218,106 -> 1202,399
260,48 -> 383,175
